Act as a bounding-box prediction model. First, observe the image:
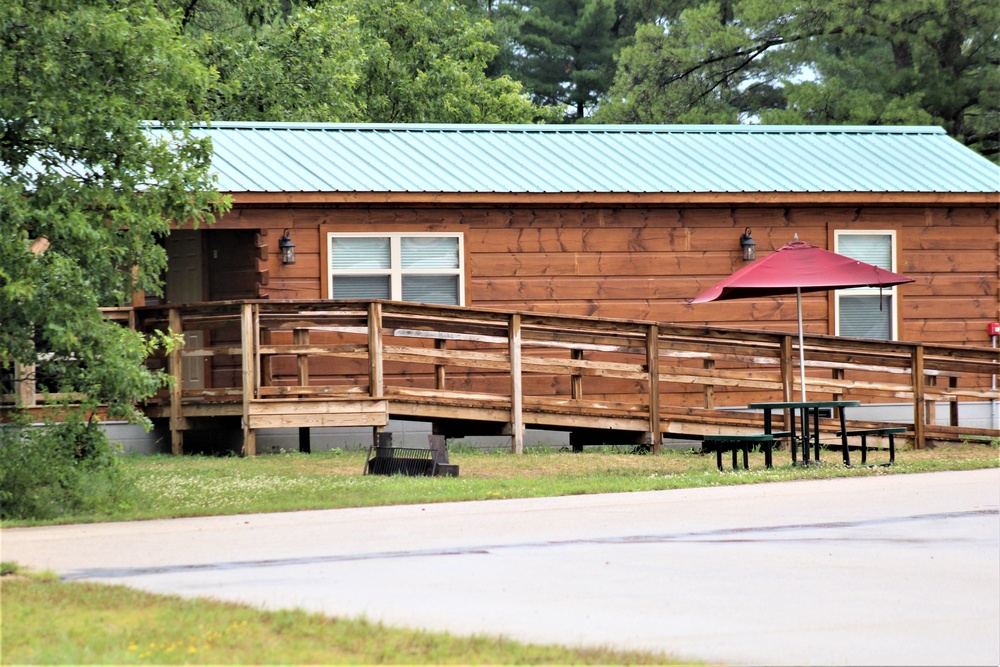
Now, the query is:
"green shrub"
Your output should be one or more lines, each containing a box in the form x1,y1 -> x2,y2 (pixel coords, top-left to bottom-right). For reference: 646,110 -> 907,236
0,417 -> 135,521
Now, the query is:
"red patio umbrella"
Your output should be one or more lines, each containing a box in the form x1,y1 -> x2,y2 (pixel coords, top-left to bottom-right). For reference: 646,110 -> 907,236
690,237 -> 914,400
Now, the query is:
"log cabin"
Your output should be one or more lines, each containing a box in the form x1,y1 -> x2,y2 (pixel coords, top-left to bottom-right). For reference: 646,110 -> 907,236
7,123 -> 997,454
132,122 -> 998,454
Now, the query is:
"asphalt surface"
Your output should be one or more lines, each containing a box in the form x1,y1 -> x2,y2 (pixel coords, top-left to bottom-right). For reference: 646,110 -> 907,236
3,468 -> 999,666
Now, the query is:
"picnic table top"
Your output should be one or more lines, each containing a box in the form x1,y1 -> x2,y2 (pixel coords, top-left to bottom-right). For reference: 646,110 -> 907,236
703,433 -> 775,442
748,400 -> 861,410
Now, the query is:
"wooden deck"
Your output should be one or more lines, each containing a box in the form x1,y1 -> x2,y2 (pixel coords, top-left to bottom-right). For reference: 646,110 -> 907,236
7,300 -> 999,454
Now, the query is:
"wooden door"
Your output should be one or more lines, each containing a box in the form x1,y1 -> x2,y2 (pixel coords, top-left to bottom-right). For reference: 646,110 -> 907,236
165,231 -> 206,390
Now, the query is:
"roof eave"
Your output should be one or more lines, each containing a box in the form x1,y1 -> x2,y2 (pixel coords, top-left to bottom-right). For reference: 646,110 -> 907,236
228,191 -> 1000,207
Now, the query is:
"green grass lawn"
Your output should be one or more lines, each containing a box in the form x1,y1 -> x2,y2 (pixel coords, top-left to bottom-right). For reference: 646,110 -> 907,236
2,442 -> 996,664
7,441 -> 997,526
1,571 -> 683,665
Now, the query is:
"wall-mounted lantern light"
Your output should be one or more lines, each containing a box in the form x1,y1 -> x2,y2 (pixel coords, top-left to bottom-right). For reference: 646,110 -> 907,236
740,227 -> 756,262
278,229 -> 296,265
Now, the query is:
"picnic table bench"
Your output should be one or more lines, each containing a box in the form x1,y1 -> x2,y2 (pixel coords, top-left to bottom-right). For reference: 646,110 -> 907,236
703,433 -> 777,470
835,426 -> 905,466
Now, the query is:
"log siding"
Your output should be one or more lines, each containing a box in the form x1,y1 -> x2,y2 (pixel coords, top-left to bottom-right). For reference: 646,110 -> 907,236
208,201 -> 999,349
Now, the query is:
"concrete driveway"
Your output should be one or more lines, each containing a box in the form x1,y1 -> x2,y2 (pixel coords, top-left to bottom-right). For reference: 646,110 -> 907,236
3,469 -> 998,666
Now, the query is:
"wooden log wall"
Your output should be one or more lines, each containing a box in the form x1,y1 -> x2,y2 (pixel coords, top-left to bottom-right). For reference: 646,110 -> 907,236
214,202 -> 999,351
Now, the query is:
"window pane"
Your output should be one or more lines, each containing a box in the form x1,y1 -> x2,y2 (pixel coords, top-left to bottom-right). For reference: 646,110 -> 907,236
401,236 -> 459,269
840,295 -> 892,339
331,237 -> 390,269
332,276 -> 390,299
838,234 -> 891,269
402,275 -> 459,305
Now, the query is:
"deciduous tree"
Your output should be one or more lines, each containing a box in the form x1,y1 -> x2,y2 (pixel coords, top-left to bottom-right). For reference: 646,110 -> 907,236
596,0 -> 999,158
347,0 -> 546,123
0,0 -> 228,422
196,2 -> 365,121
182,0 -> 551,123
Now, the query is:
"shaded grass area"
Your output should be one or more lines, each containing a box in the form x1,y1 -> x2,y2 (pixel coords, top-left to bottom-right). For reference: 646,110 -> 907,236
1,574 -> 679,665
3,441 -> 995,527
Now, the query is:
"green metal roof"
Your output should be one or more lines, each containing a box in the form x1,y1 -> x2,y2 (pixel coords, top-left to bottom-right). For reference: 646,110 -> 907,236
167,123 -> 1000,194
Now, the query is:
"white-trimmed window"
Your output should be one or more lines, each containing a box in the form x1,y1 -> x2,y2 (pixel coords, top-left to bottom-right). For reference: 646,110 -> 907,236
327,232 -> 464,306
834,230 -> 899,340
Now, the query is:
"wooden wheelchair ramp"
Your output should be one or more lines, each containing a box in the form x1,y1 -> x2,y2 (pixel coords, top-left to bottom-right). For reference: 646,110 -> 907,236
106,300 -> 1000,455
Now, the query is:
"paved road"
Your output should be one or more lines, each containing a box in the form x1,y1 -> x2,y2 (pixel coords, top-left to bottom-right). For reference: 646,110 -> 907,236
3,469 -> 999,666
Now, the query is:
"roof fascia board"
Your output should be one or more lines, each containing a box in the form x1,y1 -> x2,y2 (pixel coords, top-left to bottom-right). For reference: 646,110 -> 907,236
229,191 -> 999,206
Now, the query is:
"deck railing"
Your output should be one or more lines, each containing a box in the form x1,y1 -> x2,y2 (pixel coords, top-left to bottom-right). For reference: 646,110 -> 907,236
129,300 -> 1000,453
5,300 -> 998,454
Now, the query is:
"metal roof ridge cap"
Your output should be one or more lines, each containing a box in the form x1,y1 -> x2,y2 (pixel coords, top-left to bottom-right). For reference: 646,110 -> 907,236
148,121 -> 949,135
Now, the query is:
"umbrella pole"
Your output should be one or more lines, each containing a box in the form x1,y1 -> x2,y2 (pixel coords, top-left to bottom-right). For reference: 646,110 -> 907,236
797,287 -> 807,402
